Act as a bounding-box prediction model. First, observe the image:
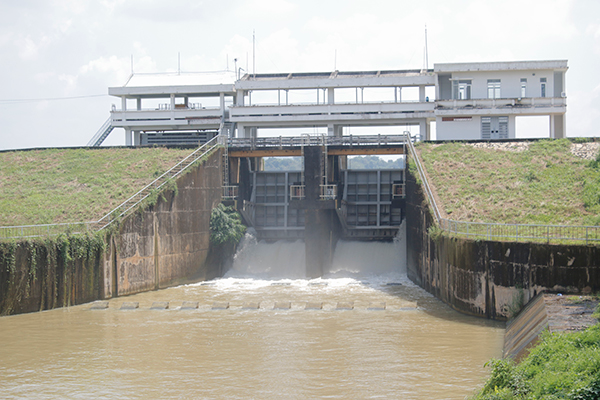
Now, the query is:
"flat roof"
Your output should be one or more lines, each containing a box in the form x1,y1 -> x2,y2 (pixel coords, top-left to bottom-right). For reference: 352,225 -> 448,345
434,60 -> 568,73
109,71 -> 237,98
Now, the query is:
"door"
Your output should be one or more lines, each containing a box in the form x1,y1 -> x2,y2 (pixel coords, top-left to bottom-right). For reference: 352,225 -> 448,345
481,116 -> 508,139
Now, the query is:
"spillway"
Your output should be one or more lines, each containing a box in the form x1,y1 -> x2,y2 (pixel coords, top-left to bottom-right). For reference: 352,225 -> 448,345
0,225 -> 505,399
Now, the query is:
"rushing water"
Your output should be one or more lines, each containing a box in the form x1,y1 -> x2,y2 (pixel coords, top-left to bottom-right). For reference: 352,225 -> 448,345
0,229 -> 504,399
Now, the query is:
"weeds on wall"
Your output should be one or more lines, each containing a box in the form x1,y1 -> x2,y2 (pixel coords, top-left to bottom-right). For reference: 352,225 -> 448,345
0,232 -> 106,315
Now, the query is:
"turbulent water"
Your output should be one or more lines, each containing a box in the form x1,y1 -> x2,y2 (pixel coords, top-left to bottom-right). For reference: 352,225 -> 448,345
0,227 -> 505,399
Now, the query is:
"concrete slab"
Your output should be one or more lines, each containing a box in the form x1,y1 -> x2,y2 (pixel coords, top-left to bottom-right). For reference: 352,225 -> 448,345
181,301 -> 199,310
367,302 -> 386,310
242,302 -> 260,310
336,302 -> 354,310
212,302 -> 230,310
150,301 -> 169,310
305,302 -> 323,310
120,302 -> 139,310
274,302 -> 291,310
90,301 -> 109,310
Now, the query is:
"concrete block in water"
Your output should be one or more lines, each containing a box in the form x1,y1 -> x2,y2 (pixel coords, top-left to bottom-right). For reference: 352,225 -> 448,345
242,302 -> 260,310
274,302 -> 291,310
181,301 -> 199,310
211,302 -> 229,310
90,301 -> 109,310
120,302 -> 139,310
367,302 -> 386,310
150,301 -> 169,310
336,302 -> 354,310
305,302 -> 323,310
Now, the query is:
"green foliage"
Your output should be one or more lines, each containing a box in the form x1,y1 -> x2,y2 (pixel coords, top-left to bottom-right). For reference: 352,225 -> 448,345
264,157 -> 303,171
472,325 -> 600,400
210,204 -> 246,246
347,155 -> 405,169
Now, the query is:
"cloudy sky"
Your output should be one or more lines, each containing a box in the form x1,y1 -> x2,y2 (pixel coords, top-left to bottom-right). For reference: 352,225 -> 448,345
0,0 -> 599,150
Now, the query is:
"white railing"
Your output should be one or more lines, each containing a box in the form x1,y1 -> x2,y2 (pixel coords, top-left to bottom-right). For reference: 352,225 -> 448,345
222,185 -> 238,199
392,183 -> 405,198
228,134 -> 408,149
405,136 -> 600,244
1,136 -> 223,240
290,185 -> 305,200
320,184 -> 337,200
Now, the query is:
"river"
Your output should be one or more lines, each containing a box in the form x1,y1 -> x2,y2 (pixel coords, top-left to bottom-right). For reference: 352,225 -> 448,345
0,231 -> 504,399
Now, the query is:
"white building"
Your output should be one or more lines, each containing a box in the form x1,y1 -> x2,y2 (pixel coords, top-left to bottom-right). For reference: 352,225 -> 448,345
96,59 -> 567,146
434,60 -> 567,140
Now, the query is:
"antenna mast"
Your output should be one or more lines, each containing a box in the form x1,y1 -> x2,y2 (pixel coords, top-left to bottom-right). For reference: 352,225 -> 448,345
252,30 -> 256,77
424,25 -> 429,71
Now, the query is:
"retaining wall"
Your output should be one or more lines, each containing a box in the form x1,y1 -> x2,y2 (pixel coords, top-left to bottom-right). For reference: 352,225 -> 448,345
405,169 -> 600,320
0,149 -> 224,315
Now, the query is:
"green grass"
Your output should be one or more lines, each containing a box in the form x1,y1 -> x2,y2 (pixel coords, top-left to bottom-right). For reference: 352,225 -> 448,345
416,139 -> 600,226
472,324 -> 600,400
0,147 -> 194,226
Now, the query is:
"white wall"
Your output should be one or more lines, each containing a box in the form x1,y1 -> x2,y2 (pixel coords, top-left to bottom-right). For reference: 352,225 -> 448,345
451,70 -> 555,99
436,116 -> 481,140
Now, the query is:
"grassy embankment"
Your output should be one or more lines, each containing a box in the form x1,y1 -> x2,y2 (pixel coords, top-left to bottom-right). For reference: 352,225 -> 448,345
415,139 -> 600,226
0,147 -> 193,226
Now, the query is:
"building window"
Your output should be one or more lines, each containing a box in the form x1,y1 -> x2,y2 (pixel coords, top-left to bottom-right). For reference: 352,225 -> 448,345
487,79 -> 501,99
452,80 -> 472,100
520,78 -> 527,98
540,77 -> 547,98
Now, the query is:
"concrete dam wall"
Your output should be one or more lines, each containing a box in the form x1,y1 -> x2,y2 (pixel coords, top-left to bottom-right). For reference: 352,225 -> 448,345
405,169 -> 600,320
0,150 -> 224,316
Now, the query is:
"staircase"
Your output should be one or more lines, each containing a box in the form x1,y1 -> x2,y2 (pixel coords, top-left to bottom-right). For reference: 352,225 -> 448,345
87,117 -> 114,147
94,135 -> 221,230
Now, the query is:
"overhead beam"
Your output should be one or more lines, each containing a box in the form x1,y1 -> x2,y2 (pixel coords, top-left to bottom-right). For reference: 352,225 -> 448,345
229,146 -> 404,158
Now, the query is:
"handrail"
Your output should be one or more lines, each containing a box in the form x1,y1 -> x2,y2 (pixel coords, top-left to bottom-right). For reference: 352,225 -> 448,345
228,134 -> 407,149
404,134 -> 442,224
1,136 -> 223,239
86,117 -> 113,147
94,135 -> 221,230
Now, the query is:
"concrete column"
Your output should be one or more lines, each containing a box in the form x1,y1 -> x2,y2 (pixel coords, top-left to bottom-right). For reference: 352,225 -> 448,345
550,114 -> 565,139
236,90 -> 245,106
419,85 -> 426,102
398,87 -> 402,102
220,93 -> 225,111
237,124 -> 246,138
133,131 -> 141,145
170,94 -> 175,121
303,146 -> 331,278
419,120 -> 431,141
136,98 -> 142,111
125,128 -> 132,146
327,124 -> 334,137
121,97 -> 127,111
327,87 -> 335,104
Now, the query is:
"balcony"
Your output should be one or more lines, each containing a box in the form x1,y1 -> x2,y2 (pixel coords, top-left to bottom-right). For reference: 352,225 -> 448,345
435,97 -> 566,115
111,106 -> 223,129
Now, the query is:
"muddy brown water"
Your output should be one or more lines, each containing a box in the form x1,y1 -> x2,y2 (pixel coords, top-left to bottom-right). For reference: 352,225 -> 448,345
0,238 -> 504,399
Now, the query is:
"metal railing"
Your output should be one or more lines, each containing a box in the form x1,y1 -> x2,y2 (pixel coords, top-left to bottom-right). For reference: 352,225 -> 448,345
290,185 -> 305,200
222,185 -> 238,199
1,136 -> 222,240
320,184 -> 337,200
0,222 -> 95,240
392,183 -> 405,198
228,134 -> 408,150
86,116 -> 114,147
405,136 -> 600,244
